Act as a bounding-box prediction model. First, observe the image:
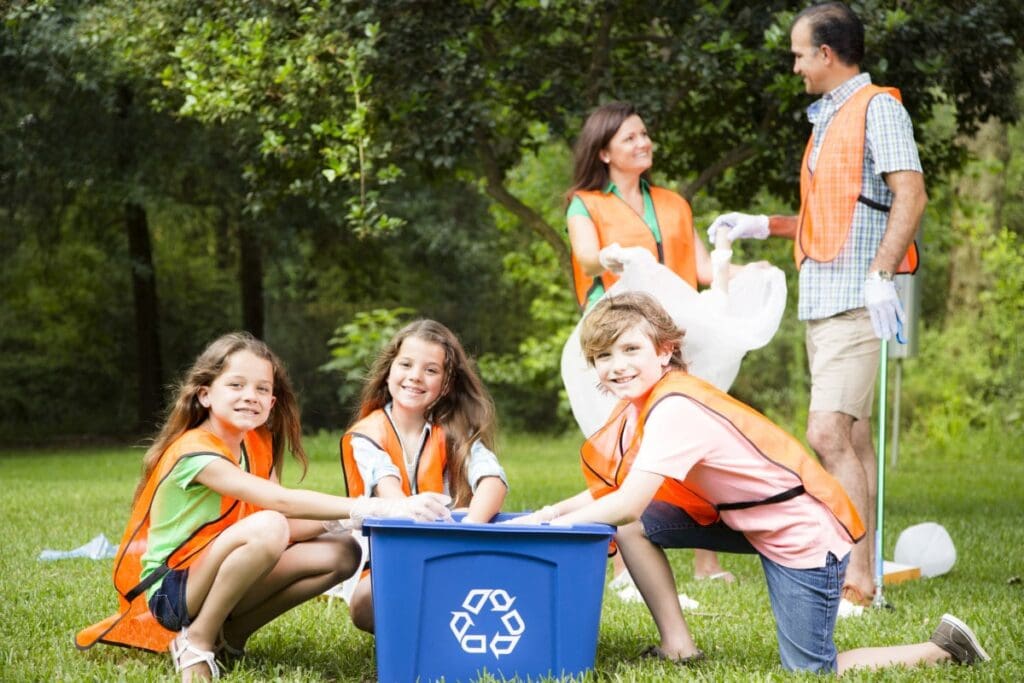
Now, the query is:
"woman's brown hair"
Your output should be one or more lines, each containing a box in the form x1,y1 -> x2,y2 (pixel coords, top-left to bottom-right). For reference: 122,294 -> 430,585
565,102 -> 652,205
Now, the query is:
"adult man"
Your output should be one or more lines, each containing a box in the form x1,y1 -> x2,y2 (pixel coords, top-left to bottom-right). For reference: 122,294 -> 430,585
709,1 -> 926,608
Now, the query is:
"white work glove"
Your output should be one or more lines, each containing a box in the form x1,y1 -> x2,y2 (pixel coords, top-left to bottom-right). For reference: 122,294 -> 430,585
348,492 -> 452,530
598,244 -> 655,274
497,506 -> 558,526
863,275 -> 905,340
707,212 -> 770,243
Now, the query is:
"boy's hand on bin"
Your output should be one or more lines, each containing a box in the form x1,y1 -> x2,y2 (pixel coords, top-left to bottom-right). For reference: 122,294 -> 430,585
498,506 -> 557,526
350,493 -> 452,529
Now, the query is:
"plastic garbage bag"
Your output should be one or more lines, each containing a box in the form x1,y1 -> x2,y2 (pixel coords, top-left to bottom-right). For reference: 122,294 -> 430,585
562,248 -> 787,437
38,533 -> 117,561
894,522 -> 956,578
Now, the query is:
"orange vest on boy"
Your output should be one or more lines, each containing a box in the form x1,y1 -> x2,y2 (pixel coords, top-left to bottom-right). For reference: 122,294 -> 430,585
580,399 -> 719,525
571,186 -> 697,308
75,428 -> 274,653
582,372 -> 865,542
795,83 -> 919,274
340,409 -> 447,497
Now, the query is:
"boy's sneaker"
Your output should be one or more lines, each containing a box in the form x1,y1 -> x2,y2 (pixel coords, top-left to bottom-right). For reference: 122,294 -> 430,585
929,614 -> 990,665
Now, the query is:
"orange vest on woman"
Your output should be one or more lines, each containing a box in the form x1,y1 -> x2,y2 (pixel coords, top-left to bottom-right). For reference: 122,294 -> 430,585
340,409 -> 447,497
582,372 -> 865,541
75,428 -> 274,653
571,186 -> 697,308
795,83 -> 919,274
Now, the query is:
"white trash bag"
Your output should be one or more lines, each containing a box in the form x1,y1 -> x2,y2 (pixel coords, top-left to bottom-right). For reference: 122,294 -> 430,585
561,245 -> 787,437
894,522 -> 957,578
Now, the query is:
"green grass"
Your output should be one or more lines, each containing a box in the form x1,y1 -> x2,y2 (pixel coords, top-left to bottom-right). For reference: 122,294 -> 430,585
1,431 -> 1022,681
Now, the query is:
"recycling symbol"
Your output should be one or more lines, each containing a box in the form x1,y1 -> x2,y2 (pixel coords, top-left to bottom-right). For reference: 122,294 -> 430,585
449,588 -> 525,658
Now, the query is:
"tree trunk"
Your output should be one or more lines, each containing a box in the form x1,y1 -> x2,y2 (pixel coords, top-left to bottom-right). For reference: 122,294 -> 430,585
124,201 -> 164,430
239,221 -> 264,338
117,84 -> 164,431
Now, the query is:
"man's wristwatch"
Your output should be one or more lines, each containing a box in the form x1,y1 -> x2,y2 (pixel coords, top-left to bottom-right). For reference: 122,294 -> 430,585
866,270 -> 893,282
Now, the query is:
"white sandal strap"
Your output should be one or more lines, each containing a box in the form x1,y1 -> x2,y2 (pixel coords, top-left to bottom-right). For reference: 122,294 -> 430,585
170,628 -> 221,679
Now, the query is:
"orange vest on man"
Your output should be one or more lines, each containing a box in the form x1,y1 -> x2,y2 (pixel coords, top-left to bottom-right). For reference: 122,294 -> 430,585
571,186 -> 697,308
582,371 -> 864,542
75,428 -> 274,653
795,83 -> 919,274
340,410 -> 447,497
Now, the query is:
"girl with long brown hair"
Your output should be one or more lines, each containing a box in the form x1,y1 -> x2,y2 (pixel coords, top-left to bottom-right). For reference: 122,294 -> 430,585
79,332 -> 449,681
340,319 -> 508,632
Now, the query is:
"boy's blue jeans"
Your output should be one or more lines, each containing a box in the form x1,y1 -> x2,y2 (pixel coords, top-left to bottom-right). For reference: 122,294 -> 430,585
641,500 -> 847,672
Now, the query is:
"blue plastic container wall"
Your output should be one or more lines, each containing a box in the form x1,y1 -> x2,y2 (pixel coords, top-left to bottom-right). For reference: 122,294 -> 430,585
363,513 -> 615,683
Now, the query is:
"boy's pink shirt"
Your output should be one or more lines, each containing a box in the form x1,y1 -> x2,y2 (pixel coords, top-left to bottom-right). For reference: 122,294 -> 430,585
629,395 -> 852,568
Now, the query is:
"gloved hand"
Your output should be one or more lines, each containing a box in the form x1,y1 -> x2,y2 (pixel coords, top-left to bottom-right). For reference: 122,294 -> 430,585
598,244 -> 654,274
497,506 -> 558,526
348,492 -> 452,530
863,275 -> 905,340
707,212 -> 770,243
598,243 -> 627,274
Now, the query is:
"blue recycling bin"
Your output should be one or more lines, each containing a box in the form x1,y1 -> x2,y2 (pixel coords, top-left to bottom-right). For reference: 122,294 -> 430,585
363,513 -> 615,683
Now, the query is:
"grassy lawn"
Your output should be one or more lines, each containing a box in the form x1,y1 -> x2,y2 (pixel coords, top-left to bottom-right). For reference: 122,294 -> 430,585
1,430 -> 1021,681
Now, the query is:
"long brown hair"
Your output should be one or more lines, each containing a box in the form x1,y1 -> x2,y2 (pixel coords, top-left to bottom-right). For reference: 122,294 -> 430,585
565,101 -> 652,205
579,292 -> 688,371
133,332 -> 306,503
353,320 -> 496,507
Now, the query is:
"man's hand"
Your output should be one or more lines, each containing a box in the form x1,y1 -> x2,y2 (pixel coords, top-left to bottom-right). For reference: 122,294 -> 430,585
863,274 -> 905,340
707,212 -> 770,243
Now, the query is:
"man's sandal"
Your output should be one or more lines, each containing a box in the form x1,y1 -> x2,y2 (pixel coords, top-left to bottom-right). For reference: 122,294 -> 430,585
170,627 -> 220,679
640,645 -> 706,665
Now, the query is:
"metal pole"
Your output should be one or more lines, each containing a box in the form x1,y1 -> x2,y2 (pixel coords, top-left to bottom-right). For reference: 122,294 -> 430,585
891,359 -> 902,468
873,339 -> 888,608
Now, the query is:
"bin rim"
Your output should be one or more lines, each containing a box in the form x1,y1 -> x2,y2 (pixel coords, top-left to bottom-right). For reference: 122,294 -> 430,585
362,512 -> 614,538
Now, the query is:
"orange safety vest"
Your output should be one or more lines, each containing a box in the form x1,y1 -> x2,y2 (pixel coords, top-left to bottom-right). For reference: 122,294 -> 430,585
582,372 -> 865,541
571,186 -> 697,309
339,410 -> 447,497
796,83 -> 919,274
75,428 -> 274,653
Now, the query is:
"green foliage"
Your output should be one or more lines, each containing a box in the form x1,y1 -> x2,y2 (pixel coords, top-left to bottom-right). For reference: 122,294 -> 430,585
477,133 -> 578,431
321,307 -> 414,413
4,1 -> 1024,441
901,225 -> 1024,451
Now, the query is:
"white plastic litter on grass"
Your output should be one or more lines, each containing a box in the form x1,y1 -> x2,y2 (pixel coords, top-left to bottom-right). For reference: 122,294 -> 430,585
609,570 -> 700,610
38,533 -> 116,561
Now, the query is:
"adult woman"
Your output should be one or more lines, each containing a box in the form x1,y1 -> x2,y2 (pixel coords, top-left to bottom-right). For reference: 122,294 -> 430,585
566,102 -> 713,310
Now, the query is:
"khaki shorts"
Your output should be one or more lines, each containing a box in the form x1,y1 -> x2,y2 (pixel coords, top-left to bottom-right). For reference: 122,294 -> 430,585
806,308 -> 880,420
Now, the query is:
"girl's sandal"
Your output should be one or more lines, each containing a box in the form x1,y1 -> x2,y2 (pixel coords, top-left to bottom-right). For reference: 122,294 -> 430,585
170,627 -> 220,679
